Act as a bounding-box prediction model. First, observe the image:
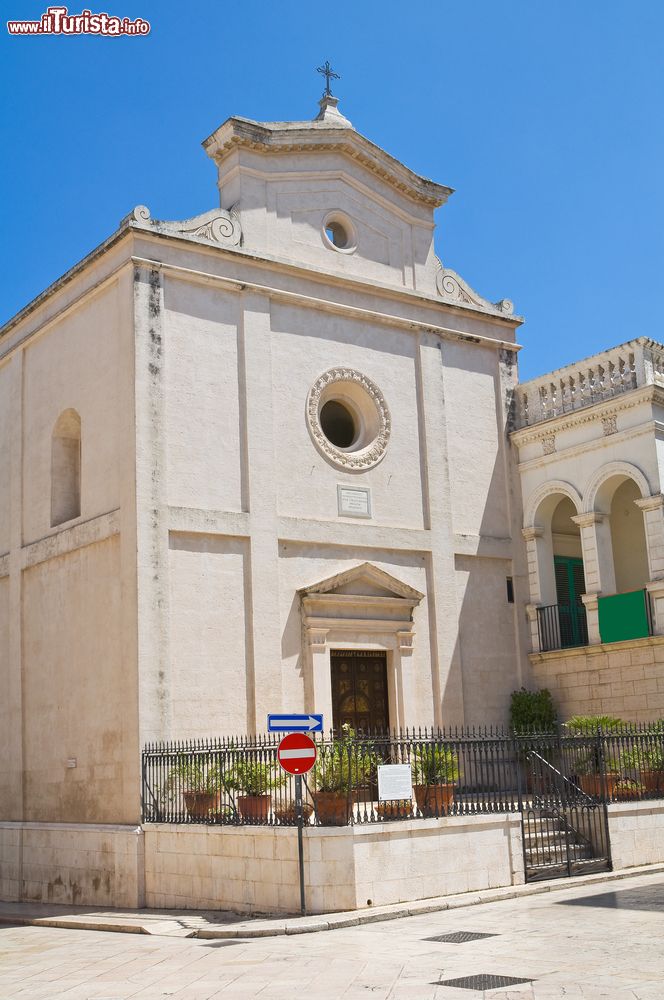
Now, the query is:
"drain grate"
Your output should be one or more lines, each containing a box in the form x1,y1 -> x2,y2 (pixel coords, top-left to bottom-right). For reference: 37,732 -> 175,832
433,973 -> 534,991
424,931 -> 498,944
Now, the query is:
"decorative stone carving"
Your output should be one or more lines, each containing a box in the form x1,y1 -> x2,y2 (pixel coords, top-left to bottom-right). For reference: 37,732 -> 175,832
306,368 -> 391,471
126,205 -> 242,247
542,435 -> 556,455
435,260 -> 514,317
602,414 -> 618,436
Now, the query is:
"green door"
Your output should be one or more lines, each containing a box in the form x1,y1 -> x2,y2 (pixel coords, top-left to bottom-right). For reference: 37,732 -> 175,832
554,556 -> 589,648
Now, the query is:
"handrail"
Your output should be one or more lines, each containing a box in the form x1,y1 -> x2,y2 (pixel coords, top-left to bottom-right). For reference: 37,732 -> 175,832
527,750 -> 594,806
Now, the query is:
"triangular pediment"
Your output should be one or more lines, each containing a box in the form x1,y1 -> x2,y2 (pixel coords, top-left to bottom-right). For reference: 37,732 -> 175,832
298,562 -> 423,602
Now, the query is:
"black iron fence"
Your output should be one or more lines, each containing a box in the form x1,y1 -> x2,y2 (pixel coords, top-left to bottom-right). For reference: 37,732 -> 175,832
141,723 -> 664,827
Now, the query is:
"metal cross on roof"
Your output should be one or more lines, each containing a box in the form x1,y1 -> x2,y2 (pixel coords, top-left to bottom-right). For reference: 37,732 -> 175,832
316,60 -> 340,97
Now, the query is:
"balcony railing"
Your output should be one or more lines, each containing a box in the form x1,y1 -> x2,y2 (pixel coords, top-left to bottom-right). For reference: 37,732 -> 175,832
514,337 -> 664,429
537,602 -> 589,652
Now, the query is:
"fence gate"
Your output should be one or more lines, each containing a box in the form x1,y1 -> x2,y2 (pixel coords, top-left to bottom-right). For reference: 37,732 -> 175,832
522,749 -> 611,882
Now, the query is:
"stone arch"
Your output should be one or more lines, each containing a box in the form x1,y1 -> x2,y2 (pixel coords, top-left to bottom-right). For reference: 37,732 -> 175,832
51,408 -> 81,527
583,461 -> 652,595
583,461 -> 651,514
524,479 -> 583,529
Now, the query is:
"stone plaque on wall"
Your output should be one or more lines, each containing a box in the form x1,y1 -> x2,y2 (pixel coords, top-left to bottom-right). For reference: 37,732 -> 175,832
337,485 -> 372,518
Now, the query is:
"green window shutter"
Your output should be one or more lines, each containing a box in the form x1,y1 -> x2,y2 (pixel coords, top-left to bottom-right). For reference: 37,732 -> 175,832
555,559 -> 571,604
554,557 -> 587,648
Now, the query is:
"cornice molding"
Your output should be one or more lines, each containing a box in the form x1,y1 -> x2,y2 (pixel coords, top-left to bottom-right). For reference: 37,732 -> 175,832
516,422 -> 652,474
203,118 -> 452,209
511,384 -> 663,445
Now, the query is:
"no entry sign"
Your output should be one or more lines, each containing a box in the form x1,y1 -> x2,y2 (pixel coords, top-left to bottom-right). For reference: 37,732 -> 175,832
278,733 -> 317,775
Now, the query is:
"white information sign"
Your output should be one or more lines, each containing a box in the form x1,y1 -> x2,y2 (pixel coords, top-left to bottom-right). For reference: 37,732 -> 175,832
337,485 -> 372,518
377,764 -> 413,802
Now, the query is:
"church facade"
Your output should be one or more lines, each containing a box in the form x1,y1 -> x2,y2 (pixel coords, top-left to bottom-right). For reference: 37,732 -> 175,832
3,95 -> 664,908
0,94 -> 528,833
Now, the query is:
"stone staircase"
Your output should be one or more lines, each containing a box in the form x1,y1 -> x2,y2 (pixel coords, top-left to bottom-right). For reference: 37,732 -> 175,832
523,808 -> 604,880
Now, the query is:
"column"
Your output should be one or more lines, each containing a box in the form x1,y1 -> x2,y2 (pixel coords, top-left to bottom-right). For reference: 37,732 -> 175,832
305,628 -> 332,730
522,526 -> 550,653
571,512 -> 615,645
636,494 -> 664,634
635,495 -> 664,580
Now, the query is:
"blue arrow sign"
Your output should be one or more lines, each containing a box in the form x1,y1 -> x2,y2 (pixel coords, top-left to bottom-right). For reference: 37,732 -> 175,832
268,713 -> 324,733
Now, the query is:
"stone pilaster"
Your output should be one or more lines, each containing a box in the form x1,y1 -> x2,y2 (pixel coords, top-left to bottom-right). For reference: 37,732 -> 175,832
635,494 -> 664,581
525,602 -> 541,654
645,579 -> 664,637
580,592 -> 601,646
571,512 -> 616,596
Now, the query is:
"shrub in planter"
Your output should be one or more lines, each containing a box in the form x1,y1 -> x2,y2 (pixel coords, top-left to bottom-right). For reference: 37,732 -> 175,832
620,732 -> 664,794
563,715 -> 623,798
228,759 -> 286,822
311,724 -> 378,825
273,801 -> 315,824
167,758 -> 222,819
509,687 -> 558,734
614,778 -> 645,801
411,744 -> 459,817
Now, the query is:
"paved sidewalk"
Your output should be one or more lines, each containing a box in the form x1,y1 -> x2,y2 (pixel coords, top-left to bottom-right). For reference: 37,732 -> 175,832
2,870 -> 664,998
1,863 -> 662,939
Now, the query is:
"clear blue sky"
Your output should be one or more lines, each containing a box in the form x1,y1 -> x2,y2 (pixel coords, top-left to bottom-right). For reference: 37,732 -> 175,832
2,0 -> 662,378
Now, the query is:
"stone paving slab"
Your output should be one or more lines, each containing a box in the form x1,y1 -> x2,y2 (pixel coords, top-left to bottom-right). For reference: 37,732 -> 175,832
0,861 -> 662,940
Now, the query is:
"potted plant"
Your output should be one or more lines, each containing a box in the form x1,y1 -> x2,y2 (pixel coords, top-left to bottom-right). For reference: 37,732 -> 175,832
563,715 -> 622,798
377,799 -> 413,820
510,687 -> 558,735
619,726 -> 664,793
311,724 -> 378,825
167,757 -> 222,819
411,744 -> 459,817
613,777 -> 645,801
509,687 -> 558,792
228,758 -> 286,822
273,801 -> 315,824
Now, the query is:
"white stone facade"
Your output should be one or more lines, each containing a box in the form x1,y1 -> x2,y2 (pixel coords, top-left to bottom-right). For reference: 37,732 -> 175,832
0,99 -> 531,905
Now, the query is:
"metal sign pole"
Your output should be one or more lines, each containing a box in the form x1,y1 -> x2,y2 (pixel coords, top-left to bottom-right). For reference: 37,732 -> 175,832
295,773 -> 306,916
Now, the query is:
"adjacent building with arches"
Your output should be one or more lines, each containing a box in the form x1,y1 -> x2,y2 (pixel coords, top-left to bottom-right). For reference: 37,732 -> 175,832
513,338 -> 664,721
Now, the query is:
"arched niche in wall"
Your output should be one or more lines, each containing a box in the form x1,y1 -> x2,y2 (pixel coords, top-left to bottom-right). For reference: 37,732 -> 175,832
51,408 -> 81,527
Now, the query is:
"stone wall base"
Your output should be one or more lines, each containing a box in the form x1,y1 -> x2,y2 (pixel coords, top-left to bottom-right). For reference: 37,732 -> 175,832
529,635 -> 664,722
144,814 -> 525,915
0,822 -> 144,907
607,801 -> 664,870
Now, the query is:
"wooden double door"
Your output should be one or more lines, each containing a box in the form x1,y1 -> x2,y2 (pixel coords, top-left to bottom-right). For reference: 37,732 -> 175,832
330,650 -> 389,733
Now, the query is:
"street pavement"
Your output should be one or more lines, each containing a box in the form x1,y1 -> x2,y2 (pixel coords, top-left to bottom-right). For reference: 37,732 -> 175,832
1,871 -> 663,999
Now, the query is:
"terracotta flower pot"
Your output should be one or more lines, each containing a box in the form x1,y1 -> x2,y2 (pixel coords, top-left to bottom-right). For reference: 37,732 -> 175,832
615,784 -> 643,801
413,783 -> 454,817
642,769 -> 664,794
578,773 -> 618,799
237,794 -> 272,822
314,791 -> 352,826
183,790 -> 222,819
273,803 -> 314,824
377,799 -> 413,819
